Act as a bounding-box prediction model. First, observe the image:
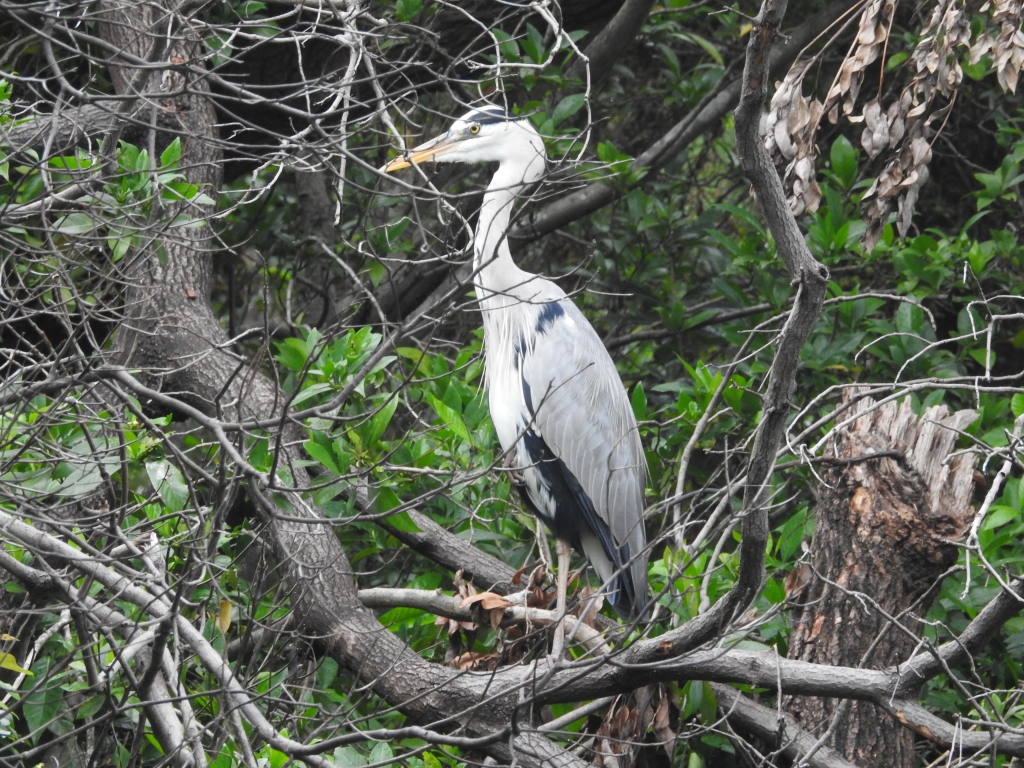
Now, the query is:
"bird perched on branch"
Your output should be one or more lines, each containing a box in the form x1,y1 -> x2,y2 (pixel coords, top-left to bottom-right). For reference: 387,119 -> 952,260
383,106 -> 649,639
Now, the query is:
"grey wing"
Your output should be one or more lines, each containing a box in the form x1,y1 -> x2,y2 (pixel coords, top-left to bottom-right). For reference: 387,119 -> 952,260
521,300 -> 648,610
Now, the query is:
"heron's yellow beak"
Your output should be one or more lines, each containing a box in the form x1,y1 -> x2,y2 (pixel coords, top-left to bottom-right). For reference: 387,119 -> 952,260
381,134 -> 457,172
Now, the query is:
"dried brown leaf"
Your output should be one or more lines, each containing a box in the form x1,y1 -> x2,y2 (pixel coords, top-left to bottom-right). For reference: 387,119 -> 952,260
459,591 -> 509,609
489,607 -> 505,631
653,692 -> 675,758
784,563 -> 813,599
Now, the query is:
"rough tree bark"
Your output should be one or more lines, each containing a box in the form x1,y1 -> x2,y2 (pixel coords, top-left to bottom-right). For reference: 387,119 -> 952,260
785,392 -> 978,767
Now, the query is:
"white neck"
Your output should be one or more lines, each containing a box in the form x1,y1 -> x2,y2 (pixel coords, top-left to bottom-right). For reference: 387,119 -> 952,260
473,144 -> 545,302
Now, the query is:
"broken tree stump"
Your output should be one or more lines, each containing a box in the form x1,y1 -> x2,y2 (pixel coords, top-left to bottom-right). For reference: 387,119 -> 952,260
785,392 -> 978,767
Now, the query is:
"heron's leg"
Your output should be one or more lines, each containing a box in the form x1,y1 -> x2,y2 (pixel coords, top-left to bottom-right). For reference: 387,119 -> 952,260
550,538 -> 571,662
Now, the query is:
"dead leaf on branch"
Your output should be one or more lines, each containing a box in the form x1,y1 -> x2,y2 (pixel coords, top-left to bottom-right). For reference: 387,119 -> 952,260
434,613 -> 477,636
451,651 -> 499,671
460,591 -> 511,631
436,569 -> 482,636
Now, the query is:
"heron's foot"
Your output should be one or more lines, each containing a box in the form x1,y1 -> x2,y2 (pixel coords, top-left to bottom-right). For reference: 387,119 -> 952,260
504,447 -> 525,486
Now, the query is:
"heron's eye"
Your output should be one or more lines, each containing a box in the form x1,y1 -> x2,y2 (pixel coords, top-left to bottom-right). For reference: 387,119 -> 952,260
469,124 -> 481,134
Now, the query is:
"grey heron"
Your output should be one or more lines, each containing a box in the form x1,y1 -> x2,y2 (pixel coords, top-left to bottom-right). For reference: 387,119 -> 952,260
383,106 -> 649,639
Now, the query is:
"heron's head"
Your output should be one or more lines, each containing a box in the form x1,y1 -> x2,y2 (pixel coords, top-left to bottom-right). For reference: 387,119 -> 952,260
382,106 -> 545,182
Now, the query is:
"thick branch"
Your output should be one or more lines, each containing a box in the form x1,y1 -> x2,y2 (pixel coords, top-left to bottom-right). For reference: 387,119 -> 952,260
565,0 -> 658,84
377,510 -> 519,591
902,577 -> 1024,690
713,684 -> 859,768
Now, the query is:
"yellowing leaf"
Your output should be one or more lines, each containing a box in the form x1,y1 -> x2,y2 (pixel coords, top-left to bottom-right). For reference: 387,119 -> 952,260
214,599 -> 232,634
0,653 -> 31,675
0,633 -> 17,641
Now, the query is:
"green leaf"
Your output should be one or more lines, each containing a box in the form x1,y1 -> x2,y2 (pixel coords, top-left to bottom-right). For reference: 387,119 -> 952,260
364,396 -> 399,447
491,29 -> 520,62
677,32 -> 723,65
375,486 -> 400,513
76,695 -> 105,720
317,657 -> 338,689
886,51 -> 909,71
266,746 -> 288,768
982,505 -> 1018,531
551,94 -> 586,127
711,203 -> 767,239
146,460 -> 190,512
777,507 -> 809,561
334,747 -> 367,768
830,135 -> 858,189
701,732 -> 734,753
305,439 -> 340,474
133,148 -> 150,173
426,393 -> 471,443
523,23 -> 545,63
119,141 -> 139,171
631,382 -> 647,420
969,347 -> 995,370
55,212 -> 95,235
369,742 -> 393,765
1011,393 -> 1024,418
24,657 -> 61,740
384,510 -> 421,533
160,138 -> 182,169
698,680 -> 717,722
681,679 -> 703,720
394,0 -> 422,22
110,235 -> 133,262
275,337 -> 309,372
597,141 -> 630,164
291,382 -> 335,407
238,0 -> 266,17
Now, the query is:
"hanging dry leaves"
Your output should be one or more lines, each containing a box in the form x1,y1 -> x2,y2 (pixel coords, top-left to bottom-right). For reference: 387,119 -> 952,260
591,686 -> 659,768
651,689 -> 676,759
765,60 -> 824,215
970,0 -> 1024,93
764,0 -> 1024,250
784,562 -> 813,601
824,0 -> 898,121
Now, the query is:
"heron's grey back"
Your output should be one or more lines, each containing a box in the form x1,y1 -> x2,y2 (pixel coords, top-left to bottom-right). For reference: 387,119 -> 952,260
520,299 -> 648,611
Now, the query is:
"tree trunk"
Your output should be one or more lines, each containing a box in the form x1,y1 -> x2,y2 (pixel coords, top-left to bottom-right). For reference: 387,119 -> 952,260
785,392 -> 977,767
